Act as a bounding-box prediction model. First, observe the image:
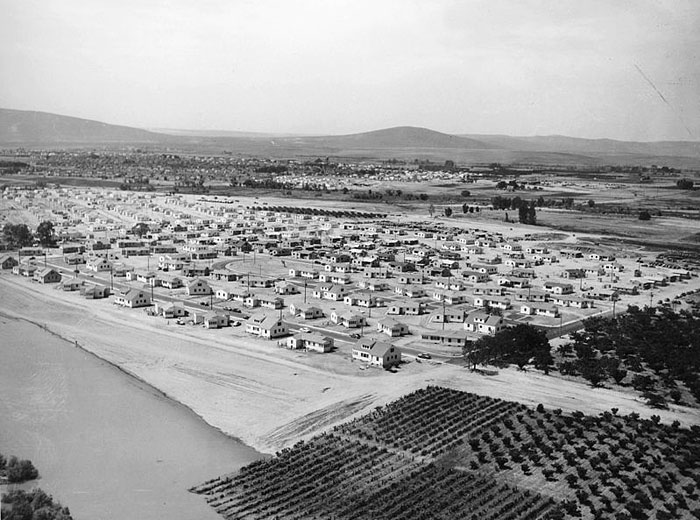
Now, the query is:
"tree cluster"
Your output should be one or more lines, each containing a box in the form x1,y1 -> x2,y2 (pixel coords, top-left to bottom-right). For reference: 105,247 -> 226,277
463,324 -> 553,373
557,306 -> 700,406
676,179 -> 694,190
0,454 -> 38,483
36,221 -> 57,247
518,201 -> 537,225
1,489 -> 72,520
2,223 -> 34,248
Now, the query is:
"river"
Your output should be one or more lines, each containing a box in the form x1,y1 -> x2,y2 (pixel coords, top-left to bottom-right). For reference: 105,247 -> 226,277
0,317 -> 262,520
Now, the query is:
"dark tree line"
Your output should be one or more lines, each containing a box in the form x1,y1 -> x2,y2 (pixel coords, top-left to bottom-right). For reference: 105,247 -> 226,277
254,165 -> 288,174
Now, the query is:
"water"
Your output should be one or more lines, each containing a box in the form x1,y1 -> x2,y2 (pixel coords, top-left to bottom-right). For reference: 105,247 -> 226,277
0,318 -> 262,520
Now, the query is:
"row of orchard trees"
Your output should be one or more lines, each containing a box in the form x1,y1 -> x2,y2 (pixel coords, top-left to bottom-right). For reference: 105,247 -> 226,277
557,305 -> 700,407
2,221 -> 56,249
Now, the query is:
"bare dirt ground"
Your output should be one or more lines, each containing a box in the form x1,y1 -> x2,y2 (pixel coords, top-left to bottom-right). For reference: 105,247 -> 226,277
2,274 -> 698,456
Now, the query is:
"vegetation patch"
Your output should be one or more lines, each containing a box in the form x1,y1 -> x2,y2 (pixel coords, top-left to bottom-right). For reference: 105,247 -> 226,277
556,306 -> 700,407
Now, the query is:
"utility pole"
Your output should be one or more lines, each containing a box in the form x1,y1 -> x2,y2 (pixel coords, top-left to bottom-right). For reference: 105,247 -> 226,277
442,298 -> 446,331
559,313 -> 563,336
110,266 -> 114,291
304,280 -> 307,304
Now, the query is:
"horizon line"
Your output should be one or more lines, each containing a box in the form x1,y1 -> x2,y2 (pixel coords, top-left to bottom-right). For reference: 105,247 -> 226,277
2,107 -> 699,145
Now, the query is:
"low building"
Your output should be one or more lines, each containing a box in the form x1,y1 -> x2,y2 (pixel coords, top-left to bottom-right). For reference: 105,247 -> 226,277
0,255 -> 19,270
86,257 -> 113,272
159,275 -> 183,289
245,313 -> 288,339
114,289 -> 151,308
60,278 -> 82,292
387,301 -> 425,315
155,302 -> 187,318
421,330 -> 471,347
187,278 -> 212,296
351,338 -> 401,369
519,303 -> 559,317
287,332 -> 334,353
543,282 -> 574,295
330,311 -> 366,328
81,284 -> 110,300
464,312 -> 504,335
203,312 -> 229,329
34,268 -> 62,284
275,281 -> 299,295
377,318 -> 409,337
289,304 -> 324,320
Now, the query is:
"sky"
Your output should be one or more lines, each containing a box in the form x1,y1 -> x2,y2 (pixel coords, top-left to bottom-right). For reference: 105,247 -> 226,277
1,0 -> 699,141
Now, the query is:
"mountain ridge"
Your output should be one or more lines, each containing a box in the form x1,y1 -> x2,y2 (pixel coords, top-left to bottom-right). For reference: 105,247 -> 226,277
1,108 -> 699,167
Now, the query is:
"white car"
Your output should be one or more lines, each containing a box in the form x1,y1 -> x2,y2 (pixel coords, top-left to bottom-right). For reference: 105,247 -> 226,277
299,327 -> 311,333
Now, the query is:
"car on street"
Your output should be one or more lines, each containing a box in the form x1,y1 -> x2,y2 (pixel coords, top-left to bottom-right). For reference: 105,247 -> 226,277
349,333 -> 361,339
299,327 -> 311,333
417,352 -> 431,360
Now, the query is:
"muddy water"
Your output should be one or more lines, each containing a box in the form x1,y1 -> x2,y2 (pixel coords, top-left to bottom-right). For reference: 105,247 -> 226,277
0,318 -> 261,520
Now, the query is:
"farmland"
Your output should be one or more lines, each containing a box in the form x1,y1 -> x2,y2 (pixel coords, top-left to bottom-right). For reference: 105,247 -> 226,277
193,386 -> 700,519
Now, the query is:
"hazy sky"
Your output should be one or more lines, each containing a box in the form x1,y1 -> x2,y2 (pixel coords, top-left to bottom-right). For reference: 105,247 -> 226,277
1,0 -> 699,140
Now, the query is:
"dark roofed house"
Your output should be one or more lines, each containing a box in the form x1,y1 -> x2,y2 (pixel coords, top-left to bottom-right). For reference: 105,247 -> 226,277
34,268 -> 61,284
0,255 -> 19,270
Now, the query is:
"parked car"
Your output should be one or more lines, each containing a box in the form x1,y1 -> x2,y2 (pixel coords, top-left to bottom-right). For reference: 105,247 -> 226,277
417,352 -> 431,360
299,327 -> 311,333
349,333 -> 361,339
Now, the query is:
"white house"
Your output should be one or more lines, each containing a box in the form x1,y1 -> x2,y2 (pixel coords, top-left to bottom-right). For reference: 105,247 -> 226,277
351,339 -> 401,368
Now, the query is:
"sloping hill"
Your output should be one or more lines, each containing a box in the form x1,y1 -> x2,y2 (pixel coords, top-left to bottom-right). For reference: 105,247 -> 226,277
0,108 -> 168,145
463,133 -> 700,159
285,126 -> 495,150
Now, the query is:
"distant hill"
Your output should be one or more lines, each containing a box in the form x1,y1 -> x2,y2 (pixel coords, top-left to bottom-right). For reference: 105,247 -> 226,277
462,134 -> 700,160
281,126 -> 495,150
0,108 -> 168,145
150,128 -> 305,139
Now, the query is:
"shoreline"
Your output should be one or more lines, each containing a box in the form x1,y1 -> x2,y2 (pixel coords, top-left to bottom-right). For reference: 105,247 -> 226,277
1,274 -> 699,457
0,310 -> 262,456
